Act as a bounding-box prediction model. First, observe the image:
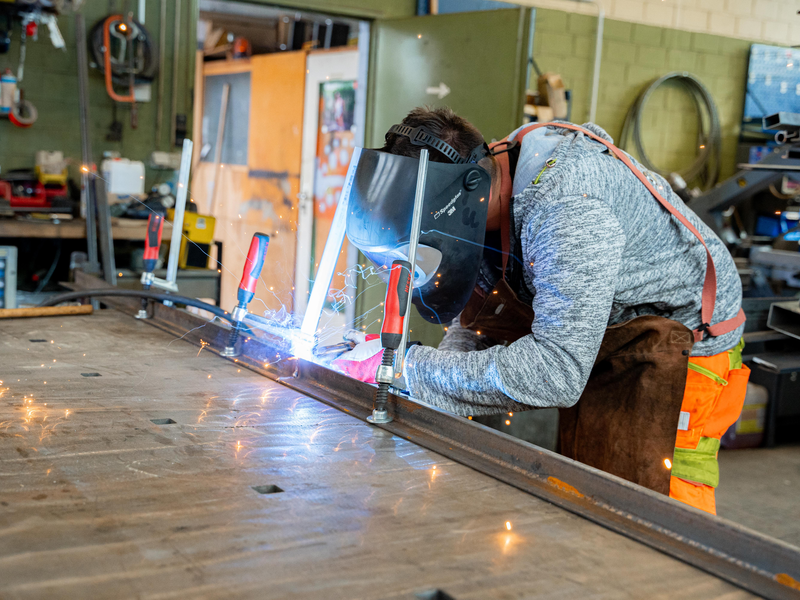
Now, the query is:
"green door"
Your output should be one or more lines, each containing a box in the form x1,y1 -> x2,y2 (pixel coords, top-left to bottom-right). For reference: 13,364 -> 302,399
367,8 -> 532,147
358,8 -> 533,347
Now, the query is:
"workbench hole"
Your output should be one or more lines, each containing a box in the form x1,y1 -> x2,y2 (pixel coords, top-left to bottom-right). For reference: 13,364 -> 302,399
150,418 -> 176,425
81,373 -> 102,377
416,591 -> 456,600
252,485 -> 284,495
29,339 -> 47,343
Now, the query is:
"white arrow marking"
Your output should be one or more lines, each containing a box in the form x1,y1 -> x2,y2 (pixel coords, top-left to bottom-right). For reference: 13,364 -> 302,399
425,82 -> 451,99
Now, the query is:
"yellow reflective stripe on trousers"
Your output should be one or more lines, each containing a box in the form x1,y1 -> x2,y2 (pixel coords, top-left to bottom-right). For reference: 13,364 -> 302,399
728,337 -> 744,370
688,362 -> 728,386
672,437 -> 721,488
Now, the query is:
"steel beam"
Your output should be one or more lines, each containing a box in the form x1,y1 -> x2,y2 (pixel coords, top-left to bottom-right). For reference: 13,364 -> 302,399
70,271 -> 800,600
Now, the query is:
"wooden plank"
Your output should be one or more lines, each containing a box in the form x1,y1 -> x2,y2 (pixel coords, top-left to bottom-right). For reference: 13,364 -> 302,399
191,49 -> 205,172
0,305 -> 93,319
0,311 -> 756,599
203,58 -> 252,76
0,218 -> 173,241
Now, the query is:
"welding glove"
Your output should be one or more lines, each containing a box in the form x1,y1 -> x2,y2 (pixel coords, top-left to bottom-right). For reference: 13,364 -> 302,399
331,333 -> 384,384
331,331 -> 413,392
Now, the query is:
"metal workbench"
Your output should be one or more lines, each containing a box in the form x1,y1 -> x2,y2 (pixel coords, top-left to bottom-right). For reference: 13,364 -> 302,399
1,280 -> 798,598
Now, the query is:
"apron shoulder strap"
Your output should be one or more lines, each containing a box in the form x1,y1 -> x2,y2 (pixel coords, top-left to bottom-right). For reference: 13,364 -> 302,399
509,122 -> 745,342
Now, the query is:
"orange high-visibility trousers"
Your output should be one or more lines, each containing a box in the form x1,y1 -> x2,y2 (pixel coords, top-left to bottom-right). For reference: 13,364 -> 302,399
669,344 -> 750,514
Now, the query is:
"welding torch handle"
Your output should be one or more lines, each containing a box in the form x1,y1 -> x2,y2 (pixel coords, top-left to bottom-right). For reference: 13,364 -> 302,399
237,233 -> 270,306
380,260 -> 412,351
143,213 -> 164,273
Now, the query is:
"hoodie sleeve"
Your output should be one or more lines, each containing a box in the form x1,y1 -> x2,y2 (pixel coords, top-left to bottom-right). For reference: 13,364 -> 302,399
404,195 -> 625,415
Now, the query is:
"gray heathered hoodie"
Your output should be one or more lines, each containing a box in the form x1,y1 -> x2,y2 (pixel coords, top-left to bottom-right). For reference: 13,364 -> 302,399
404,123 -> 744,416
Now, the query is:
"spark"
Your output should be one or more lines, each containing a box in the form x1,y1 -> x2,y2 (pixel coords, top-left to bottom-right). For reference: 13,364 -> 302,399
508,412 -> 513,417
664,458 -> 672,469
506,521 -> 512,531
505,420 -> 511,425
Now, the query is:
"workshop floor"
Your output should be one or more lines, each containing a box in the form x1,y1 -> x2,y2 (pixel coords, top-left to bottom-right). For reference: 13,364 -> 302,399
718,445 -> 800,546
0,311 -> 759,599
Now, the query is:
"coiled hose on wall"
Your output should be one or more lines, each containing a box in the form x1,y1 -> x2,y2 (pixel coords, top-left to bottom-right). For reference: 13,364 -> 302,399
620,72 -> 721,190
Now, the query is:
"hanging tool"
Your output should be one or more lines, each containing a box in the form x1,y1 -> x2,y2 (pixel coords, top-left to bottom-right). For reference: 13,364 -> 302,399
136,212 -> 164,319
368,149 -> 429,425
91,13 -> 157,129
6,16 -> 37,128
101,14 -> 136,126
221,233 -> 270,357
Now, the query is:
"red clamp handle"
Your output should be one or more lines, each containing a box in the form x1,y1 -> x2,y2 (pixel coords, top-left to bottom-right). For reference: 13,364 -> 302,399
142,213 -> 164,275
237,233 -> 270,306
380,260 -> 411,350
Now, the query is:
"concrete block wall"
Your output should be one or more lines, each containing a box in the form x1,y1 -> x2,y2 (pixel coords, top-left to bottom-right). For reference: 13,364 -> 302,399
519,0 -> 800,47
534,9 -> 750,180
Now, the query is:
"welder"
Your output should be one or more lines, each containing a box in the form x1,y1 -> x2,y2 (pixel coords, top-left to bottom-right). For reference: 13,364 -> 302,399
333,107 -> 748,515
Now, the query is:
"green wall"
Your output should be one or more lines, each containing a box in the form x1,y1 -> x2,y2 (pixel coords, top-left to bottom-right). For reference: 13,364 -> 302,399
534,9 -> 750,181
0,1 -> 196,184
240,0 -> 416,19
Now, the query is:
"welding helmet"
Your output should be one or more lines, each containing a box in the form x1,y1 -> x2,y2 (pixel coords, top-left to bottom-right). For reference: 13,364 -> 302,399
345,124 -> 492,324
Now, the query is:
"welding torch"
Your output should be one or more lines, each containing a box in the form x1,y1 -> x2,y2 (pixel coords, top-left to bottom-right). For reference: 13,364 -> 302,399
221,233 -> 270,357
136,213 -> 164,319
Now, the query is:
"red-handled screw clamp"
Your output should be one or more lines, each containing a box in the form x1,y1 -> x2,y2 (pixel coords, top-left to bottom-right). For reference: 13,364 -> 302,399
136,213 -> 165,319
221,233 -> 270,357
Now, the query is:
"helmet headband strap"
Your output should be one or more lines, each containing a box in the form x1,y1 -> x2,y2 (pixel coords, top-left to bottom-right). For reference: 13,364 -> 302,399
386,124 -> 488,164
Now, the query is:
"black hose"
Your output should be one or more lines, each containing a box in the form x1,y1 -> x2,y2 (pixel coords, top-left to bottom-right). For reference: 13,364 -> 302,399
619,72 -> 721,190
38,289 -> 234,324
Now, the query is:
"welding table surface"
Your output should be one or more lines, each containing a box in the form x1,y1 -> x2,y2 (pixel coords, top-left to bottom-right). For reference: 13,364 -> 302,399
0,312 -> 755,600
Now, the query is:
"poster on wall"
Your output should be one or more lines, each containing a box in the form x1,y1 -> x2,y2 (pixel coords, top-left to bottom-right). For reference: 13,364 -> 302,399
313,80 -> 357,315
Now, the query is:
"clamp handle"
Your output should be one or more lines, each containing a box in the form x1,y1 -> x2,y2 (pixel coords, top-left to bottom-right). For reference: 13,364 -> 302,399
237,233 -> 270,306
143,213 -> 164,273
380,260 -> 411,351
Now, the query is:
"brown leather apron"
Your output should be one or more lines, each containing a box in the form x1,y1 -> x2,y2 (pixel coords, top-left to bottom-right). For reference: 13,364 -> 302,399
460,123 -> 745,495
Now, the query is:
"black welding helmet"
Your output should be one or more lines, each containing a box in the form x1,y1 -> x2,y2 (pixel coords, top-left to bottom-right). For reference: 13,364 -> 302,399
345,124 -> 492,324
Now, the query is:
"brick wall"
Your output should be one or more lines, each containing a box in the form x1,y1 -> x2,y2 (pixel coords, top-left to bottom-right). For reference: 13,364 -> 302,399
519,0 -> 800,47
534,9 -> 751,181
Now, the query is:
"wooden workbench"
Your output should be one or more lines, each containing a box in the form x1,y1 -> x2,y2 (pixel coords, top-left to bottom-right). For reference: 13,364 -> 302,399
0,311 -> 755,599
0,217 -> 173,240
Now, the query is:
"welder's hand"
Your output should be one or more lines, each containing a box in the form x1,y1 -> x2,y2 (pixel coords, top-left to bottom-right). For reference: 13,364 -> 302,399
331,334 -> 383,384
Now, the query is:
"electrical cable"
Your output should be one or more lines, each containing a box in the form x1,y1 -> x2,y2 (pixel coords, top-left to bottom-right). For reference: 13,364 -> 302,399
620,72 -> 721,190
38,289 -> 234,324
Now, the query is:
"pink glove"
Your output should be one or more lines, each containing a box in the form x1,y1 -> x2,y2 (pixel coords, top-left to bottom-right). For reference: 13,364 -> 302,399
331,333 -> 383,383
